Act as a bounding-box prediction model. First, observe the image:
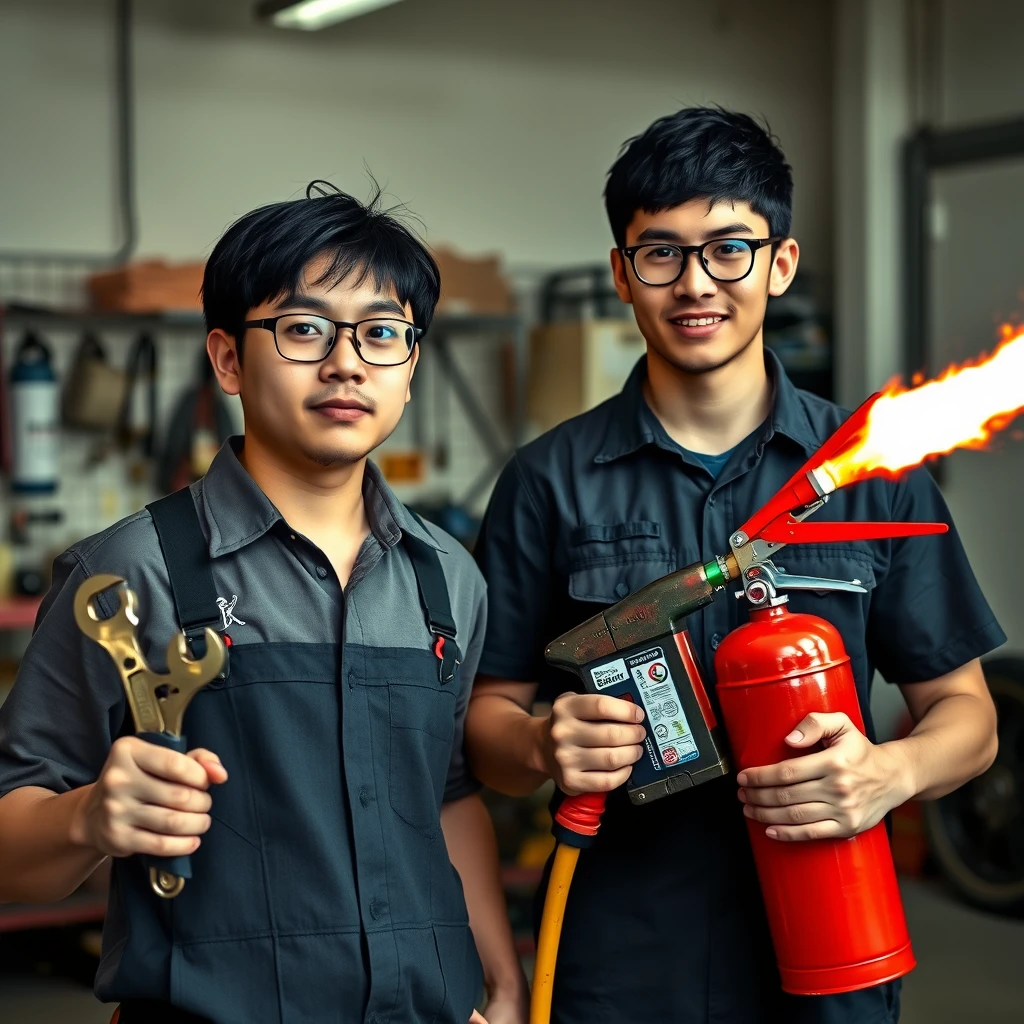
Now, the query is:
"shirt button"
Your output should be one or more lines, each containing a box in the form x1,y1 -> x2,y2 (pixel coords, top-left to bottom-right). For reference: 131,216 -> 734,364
711,632 -> 724,650
614,582 -> 629,598
359,786 -> 371,808
289,533 -> 296,541
316,565 -> 328,579
369,895 -> 387,920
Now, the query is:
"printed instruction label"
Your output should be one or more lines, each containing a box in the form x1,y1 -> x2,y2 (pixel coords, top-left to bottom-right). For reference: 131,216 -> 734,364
591,657 -> 629,690
626,647 -> 699,767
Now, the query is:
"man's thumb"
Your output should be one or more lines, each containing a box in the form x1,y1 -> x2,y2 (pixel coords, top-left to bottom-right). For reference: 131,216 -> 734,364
785,712 -> 852,748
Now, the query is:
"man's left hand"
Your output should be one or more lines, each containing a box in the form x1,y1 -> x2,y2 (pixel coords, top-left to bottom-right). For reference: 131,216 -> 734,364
735,712 -> 913,841
475,982 -> 530,1024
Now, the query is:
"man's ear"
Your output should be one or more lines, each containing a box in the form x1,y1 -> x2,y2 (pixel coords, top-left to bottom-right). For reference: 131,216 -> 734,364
208,329 -> 242,396
611,248 -> 633,305
405,342 -> 421,404
768,238 -> 800,297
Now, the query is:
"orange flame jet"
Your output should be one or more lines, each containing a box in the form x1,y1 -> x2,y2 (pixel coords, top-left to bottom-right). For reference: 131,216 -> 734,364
818,327 -> 1024,490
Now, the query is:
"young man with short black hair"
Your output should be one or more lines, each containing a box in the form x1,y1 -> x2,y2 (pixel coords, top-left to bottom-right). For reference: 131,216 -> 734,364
0,183 -> 528,1024
467,109 -> 1001,1023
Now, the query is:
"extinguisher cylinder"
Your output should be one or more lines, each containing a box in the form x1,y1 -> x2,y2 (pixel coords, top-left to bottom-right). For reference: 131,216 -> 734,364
714,604 -> 916,996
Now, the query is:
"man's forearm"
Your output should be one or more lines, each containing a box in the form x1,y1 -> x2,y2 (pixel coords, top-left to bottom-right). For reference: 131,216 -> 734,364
465,693 -> 550,797
440,794 -> 528,1007
888,689 -> 998,802
0,785 -> 107,903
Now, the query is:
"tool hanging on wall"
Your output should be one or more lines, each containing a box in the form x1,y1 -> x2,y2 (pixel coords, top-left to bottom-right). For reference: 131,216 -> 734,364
9,330 -> 60,494
157,347 -> 234,494
117,331 -> 158,485
531,393 -> 947,1024
63,332 -> 129,431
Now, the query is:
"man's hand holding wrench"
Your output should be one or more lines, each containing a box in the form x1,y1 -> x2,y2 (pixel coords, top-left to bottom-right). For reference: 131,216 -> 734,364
71,574 -> 228,898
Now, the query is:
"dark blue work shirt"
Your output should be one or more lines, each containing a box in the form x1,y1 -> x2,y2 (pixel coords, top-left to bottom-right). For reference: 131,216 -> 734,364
474,351 -> 1005,1024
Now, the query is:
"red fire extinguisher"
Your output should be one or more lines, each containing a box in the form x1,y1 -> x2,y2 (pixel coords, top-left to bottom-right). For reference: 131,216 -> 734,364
715,591 -> 916,995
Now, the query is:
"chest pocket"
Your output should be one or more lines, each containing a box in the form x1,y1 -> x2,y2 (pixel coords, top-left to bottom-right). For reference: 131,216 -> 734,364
567,520 -> 674,604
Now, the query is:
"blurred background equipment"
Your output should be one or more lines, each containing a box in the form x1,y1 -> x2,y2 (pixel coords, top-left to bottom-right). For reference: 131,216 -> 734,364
9,332 -> 60,495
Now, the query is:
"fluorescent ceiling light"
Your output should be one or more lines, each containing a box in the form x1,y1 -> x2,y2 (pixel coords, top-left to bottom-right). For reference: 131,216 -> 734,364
258,0 -> 405,31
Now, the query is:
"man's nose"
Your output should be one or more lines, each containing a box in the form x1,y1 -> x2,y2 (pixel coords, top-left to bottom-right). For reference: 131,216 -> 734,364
673,252 -> 719,301
319,330 -> 367,383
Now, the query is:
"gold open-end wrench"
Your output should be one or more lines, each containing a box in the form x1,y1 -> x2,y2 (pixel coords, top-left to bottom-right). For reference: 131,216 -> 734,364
74,573 -> 227,898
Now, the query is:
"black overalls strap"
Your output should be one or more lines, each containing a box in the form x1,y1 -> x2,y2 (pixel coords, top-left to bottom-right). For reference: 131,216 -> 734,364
403,513 -> 459,685
147,487 -> 222,660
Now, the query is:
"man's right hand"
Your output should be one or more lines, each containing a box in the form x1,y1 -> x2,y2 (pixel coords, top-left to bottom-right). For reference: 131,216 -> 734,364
70,736 -> 227,859
542,693 -> 647,794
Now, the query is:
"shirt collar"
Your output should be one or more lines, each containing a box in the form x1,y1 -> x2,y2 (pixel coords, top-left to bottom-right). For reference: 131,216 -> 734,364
199,438 -> 446,557
594,347 -> 819,464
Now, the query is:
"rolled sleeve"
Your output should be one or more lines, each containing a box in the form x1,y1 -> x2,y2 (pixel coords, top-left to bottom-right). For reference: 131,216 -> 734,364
867,467 -> 1007,684
0,551 -> 126,797
473,455 -> 555,682
443,580 -> 486,803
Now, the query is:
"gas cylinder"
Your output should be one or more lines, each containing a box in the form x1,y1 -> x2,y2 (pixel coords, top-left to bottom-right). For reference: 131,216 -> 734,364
714,601 -> 916,996
9,331 -> 60,494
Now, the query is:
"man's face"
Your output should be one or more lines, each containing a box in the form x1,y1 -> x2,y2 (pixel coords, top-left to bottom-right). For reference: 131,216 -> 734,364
213,259 -> 419,469
611,198 -> 798,375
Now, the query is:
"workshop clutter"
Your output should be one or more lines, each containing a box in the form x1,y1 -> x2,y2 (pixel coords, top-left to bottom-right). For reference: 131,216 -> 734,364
430,246 -> 515,316
527,319 -> 647,432
86,260 -> 205,313
0,317 -> 231,602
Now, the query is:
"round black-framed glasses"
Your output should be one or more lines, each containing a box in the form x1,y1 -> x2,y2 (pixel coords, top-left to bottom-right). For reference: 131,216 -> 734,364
242,313 -> 422,366
620,236 -> 782,286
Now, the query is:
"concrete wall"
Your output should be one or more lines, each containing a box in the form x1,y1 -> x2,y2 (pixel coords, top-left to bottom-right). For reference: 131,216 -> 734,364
0,0 -> 834,276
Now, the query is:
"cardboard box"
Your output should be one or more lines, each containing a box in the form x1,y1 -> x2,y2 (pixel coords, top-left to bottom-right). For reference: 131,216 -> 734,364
527,319 -> 647,432
431,246 -> 514,316
87,260 -> 205,313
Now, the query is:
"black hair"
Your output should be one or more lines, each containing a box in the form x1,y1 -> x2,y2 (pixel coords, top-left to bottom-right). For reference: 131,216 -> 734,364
202,180 -> 440,356
604,107 -> 793,247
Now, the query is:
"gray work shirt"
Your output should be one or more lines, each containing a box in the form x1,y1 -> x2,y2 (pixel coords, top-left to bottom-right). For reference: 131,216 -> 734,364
474,351 -> 1005,1024
0,439 -> 486,1023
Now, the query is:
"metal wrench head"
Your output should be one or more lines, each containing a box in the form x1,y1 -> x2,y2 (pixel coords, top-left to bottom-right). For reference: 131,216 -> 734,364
156,629 -> 227,737
73,574 -> 140,643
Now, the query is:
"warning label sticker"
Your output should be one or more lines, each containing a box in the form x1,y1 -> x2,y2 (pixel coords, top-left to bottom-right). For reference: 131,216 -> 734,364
626,647 -> 698,767
590,657 -> 629,690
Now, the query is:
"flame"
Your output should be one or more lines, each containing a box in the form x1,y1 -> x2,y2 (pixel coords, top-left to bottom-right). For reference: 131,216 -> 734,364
819,326 -> 1024,489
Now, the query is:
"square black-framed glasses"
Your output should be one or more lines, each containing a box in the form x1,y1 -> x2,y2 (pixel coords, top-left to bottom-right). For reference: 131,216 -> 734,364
620,236 -> 783,286
242,314 -> 423,366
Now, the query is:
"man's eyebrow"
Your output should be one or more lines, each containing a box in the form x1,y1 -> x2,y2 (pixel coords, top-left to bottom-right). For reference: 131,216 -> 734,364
633,222 -> 756,244
361,298 -> 408,317
273,292 -> 334,314
271,294 -> 408,319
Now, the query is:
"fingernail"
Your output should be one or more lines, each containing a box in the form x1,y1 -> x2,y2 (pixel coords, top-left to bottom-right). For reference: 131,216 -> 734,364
786,729 -> 803,742
737,788 -> 746,802
742,805 -> 753,817
635,708 -> 644,723
766,828 -> 778,839
737,772 -> 748,786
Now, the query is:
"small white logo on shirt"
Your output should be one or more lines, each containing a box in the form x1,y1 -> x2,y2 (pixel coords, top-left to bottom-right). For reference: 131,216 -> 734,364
217,595 -> 246,630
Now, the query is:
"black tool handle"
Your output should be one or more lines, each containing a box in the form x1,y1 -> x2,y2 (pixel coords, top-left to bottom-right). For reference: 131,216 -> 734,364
136,731 -> 193,884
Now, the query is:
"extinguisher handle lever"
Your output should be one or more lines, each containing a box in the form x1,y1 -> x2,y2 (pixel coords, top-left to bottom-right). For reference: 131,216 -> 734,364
744,563 -> 868,595
737,560 -> 868,604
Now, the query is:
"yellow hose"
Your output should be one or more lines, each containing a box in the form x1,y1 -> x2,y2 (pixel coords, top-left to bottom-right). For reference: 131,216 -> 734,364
530,842 -> 581,1024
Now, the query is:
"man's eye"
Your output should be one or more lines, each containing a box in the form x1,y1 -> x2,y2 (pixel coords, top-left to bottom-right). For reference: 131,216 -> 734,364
648,247 -> 679,260
289,321 -> 322,338
711,242 -> 747,257
365,325 -> 398,340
